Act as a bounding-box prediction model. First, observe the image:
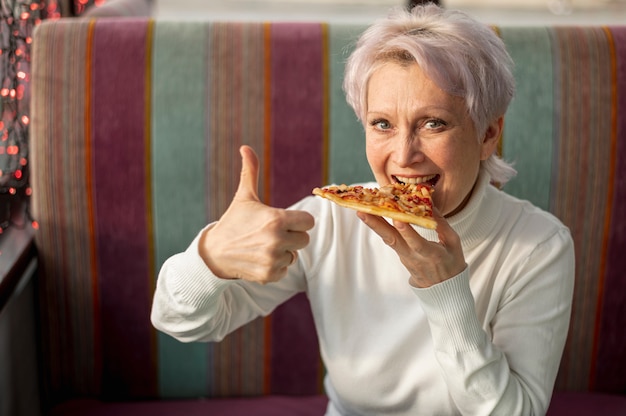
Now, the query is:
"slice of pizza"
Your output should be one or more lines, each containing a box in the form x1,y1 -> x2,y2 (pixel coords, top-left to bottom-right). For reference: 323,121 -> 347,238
312,183 -> 437,229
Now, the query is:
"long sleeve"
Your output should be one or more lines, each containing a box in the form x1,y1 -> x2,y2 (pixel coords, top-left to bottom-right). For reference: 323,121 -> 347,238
151,174 -> 576,416
150,227 -> 306,343
414,226 -> 575,415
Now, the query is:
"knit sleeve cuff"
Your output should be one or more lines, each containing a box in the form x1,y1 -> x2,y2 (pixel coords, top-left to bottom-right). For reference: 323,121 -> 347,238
163,227 -> 237,312
412,269 -> 486,353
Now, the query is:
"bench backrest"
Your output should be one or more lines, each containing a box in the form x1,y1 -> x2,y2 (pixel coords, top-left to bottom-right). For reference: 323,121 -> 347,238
30,19 -> 626,402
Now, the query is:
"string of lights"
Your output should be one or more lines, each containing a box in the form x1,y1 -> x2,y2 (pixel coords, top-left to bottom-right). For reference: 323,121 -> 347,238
0,0 -> 103,235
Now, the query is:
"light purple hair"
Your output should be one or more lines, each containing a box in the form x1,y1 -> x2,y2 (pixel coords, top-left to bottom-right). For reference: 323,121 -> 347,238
343,4 -> 517,184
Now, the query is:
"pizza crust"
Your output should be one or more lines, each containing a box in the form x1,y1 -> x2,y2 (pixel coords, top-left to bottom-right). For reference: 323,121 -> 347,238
312,187 -> 437,229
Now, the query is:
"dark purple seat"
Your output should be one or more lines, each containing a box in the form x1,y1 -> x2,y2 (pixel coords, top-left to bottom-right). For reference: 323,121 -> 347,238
49,396 -> 329,416
548,392 -> 626,416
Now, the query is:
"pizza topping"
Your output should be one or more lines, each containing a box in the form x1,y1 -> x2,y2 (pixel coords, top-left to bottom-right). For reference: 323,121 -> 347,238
312,182 -> 437,229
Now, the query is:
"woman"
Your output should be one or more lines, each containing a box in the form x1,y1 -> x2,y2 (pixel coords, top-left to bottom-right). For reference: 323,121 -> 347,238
151,5 -> 575,415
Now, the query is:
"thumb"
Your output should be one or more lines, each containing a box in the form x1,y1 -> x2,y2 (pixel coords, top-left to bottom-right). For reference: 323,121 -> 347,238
235,145 -> 261,202
432,207 -> 460,249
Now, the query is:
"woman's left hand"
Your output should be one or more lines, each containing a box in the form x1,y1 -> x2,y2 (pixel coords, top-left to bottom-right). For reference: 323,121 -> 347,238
357,209 -> 467,288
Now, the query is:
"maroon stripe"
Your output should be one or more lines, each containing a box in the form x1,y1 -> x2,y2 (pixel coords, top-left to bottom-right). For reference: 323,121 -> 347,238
268,23 -> 324,394
593,26 -> 626,393
91,19 -> 156,398
269,23 -> 324,208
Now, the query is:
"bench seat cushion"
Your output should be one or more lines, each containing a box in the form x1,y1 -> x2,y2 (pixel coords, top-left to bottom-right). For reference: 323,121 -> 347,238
49,395 -> 329,416
547,392 -> 626,415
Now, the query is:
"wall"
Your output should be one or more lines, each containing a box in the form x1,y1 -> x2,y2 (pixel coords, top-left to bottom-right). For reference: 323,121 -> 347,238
152,0 -> 626,24
0,261 -> 41,416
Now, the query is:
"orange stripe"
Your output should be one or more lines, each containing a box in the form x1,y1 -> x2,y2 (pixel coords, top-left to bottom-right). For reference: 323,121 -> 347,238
84,18 -> 101,391
321,23 -> 330,187
263,23 -> 272,206
589,26 -> 618,390
262,22 -> 272,395
319,24 -> 330,392
143,19 -> 158,394
144,20 -> 155,286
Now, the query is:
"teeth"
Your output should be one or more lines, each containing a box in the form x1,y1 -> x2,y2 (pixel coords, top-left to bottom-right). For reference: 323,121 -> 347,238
395,174 -> 437,185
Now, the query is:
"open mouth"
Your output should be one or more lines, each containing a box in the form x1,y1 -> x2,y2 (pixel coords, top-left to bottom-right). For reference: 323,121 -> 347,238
393,174 -> 440,187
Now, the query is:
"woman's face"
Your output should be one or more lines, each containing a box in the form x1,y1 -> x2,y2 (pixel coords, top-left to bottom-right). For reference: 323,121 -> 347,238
365,61 -> 501,217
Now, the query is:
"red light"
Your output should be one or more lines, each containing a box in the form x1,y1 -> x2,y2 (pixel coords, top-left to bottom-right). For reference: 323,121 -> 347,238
7,145 -> 18,155
31,221 -> 39,230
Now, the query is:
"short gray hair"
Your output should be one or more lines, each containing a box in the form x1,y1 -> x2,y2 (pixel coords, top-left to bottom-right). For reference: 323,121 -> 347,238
343,4 -> 517,184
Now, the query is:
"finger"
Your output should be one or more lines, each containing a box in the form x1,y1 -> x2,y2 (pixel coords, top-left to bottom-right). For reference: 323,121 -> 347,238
260,250 -> 298,283
284,210 -> 315,232
282,228 -> 311,252
357,212 -> 408,252
286,250 -> 298,266
432,207 -> 461,249
393,211 -> 458,258
392,219 -> 427,252
235,145 -> 261,202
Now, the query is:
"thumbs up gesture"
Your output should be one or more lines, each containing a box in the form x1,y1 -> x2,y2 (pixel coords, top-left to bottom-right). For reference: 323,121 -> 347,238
199,145 -> 315,284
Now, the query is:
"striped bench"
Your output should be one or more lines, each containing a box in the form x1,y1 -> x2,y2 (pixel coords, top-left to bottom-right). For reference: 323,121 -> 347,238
30,19 -> 626,415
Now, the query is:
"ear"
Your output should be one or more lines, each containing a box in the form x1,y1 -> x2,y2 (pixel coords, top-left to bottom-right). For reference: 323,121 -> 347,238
480,116 -> 504,161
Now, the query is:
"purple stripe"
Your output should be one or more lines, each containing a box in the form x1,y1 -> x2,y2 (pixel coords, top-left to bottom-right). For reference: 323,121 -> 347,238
270,295 -> 322,395
269,23 -> 324,394
269,23 -> 324,208
594,26 -> 626,393
91,19 -> 156,398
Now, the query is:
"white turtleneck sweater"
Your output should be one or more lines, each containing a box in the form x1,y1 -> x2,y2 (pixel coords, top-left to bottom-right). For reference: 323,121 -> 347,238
151,172 -> 575,416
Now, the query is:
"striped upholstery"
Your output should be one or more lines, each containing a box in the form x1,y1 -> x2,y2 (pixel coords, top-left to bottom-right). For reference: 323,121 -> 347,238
30,19 -> 626,405
500,27 -> 626,394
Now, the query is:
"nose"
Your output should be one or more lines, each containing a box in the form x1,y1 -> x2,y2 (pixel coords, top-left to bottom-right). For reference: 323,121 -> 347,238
393,134 -> 425,167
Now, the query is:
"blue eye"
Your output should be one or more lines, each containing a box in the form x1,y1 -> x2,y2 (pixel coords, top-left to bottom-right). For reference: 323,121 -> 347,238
371,119 -> 391,130
425,119 -> 446,129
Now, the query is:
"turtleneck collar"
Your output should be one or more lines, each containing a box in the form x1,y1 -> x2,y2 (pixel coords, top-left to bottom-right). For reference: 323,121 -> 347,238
417,170 -> 502,252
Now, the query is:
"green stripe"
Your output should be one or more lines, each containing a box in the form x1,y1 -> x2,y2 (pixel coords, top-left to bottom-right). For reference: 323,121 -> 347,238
151,21 -> 210,398
500,27 -> 554,211
327,23 -> 372,185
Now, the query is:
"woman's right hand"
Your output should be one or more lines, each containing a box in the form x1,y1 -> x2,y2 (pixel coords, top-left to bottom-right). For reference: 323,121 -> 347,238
199,145 -> 315,284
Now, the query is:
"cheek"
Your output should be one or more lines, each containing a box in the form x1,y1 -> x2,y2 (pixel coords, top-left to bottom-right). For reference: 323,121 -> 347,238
365,140 -> 385,174
432,145 -> 481,213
